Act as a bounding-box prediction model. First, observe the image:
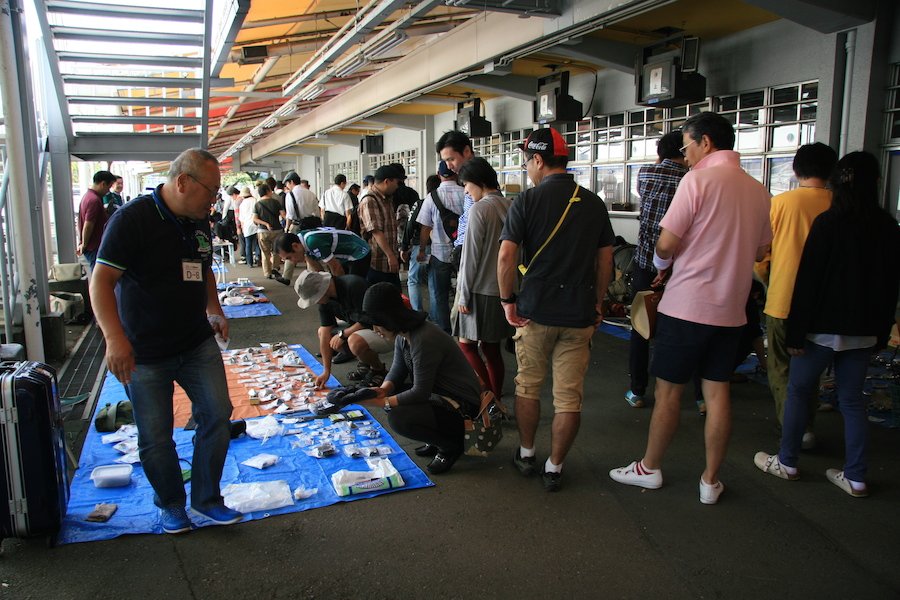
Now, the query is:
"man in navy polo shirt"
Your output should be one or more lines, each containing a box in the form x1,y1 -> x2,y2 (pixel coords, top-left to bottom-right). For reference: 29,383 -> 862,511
498,127 -> 614,492
91,148 -> 242,534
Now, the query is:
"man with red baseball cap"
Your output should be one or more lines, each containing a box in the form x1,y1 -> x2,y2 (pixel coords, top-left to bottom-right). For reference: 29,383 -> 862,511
498,127 -> 615,492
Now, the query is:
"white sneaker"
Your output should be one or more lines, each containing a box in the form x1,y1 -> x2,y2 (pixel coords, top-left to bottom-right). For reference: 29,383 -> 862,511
754,452 -> 799,481
801,432 -> 816,450
699,477 -> 724,505
609,460 -> 662,489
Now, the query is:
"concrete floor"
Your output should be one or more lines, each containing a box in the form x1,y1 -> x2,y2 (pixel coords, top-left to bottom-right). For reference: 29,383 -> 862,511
2,259 -> 899,599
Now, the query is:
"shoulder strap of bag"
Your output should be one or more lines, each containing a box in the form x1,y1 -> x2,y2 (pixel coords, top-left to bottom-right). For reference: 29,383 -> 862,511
105,400 -> 121,432
430,188 -> 458,217
518,185 -> 581,276
290,189 -> 300,219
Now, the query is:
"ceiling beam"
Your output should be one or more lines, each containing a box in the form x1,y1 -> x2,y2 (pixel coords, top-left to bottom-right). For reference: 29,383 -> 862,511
72,116 -> 202,125
67,96 -> 202,108
210,91 -> 282,98
541,36 -> 640,74
462,74 -> 537,102
311,133 -> 361,146
241,0 -> 674,159
210,0 -> 250,77
740,0 -> 876,33
57,52 -> 203,69
70,133 -> 202,161
45,1 -> 203,22
31,0 -> 73,144
50,27 -> 203,46
63,75 -> 234,88
359,113 -> 431,130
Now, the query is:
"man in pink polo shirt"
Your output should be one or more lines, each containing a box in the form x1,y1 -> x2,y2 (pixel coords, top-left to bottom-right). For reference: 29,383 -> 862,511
610,112 -> 772,504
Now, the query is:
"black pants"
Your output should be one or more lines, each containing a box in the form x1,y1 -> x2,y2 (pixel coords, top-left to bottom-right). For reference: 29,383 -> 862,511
346,253 -> 371,277
323,211 -> 345,229
387,402 -> 465,452
628,265 -> 655,395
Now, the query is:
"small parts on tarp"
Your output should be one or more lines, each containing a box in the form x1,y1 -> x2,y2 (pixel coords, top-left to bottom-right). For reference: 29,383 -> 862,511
85,503 -> 118,523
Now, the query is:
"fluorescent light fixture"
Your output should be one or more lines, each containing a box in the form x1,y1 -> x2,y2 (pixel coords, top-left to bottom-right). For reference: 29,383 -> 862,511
298,84 -> 325,101
364,31 -> 408,59
278,103 -> 298,116
332,54 -> 370,78
262,118 -> 278,129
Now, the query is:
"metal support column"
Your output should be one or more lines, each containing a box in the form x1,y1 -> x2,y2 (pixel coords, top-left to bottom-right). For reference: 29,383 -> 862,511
0,0 -> 46,360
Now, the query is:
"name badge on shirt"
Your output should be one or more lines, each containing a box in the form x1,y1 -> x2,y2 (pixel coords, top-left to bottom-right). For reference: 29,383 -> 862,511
182,259 -> 203,282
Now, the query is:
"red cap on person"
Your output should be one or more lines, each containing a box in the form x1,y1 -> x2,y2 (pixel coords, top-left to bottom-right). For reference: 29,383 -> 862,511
518,128 -> 568,157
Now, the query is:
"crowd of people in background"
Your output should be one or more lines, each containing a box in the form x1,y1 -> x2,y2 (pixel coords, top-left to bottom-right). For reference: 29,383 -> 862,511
80,111 -> 900,533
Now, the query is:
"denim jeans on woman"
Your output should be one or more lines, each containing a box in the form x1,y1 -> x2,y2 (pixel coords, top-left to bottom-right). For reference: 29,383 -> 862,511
779,339 -> 872,482
125,336 -> 233,510
406,245 -> 430,312
427,256 -> 454,333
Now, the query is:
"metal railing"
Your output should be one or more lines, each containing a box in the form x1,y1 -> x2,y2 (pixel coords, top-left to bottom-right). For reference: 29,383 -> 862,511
0,163 -> 19,344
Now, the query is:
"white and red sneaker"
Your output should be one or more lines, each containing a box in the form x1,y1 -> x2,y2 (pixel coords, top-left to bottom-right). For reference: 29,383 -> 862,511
609,460 -> 663,489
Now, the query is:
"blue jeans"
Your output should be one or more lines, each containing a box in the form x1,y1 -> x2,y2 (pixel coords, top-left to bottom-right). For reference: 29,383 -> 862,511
83,250 -> 98,272
779,340 -> 872,482
427,256 -> 454,333
243,234 -> 259,267
125,336 -> 233,509
407,246 -> 430,312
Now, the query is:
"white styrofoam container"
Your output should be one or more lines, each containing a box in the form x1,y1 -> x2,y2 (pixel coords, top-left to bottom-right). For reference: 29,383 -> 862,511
90,464 -> 133,488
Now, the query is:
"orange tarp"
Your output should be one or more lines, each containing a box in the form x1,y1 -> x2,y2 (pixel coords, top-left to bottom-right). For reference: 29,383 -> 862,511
170,348 -> 331,428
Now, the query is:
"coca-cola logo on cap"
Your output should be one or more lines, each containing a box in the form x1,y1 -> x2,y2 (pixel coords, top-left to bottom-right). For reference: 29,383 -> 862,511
527,140 -> 549,151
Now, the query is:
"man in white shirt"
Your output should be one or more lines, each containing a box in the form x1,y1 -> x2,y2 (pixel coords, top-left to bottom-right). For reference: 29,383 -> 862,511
416,160 -> 466,333
281,172 -> 321,284
319,174 -> 353,229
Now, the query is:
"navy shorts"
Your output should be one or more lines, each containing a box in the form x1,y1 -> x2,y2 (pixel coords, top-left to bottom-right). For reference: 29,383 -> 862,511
650,313 -> 743,384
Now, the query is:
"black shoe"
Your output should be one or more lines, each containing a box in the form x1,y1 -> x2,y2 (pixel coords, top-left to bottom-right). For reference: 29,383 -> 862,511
541,466 -> 562,492
361,366 -> 387,388
265,274 -> 274,279
426,446 -> 463,474
275,275 -> 290,286
332,351 -> 353,364
272,268 -> 281,276
513,449 -> 536,477
414,444 -> 438,457
347,362 -> 371,381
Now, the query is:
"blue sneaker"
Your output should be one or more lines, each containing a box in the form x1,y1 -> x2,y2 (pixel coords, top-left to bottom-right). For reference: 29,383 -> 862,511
625,390 -> 645,408
190,504 -> 243,525
160,507 -> 191,534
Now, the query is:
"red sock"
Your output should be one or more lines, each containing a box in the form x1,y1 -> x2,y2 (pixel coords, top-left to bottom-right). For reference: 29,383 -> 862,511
459,341 -> 491,391
481,342 -> 504,397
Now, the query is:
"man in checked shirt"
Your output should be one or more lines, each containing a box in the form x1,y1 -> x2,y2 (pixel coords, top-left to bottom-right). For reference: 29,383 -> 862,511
625,131 -> 688,409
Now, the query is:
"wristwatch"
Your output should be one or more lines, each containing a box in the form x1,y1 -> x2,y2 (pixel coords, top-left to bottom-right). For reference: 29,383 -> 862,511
338,330 -> 346,340
383,397 -> 391,410
500,293 -> 517,304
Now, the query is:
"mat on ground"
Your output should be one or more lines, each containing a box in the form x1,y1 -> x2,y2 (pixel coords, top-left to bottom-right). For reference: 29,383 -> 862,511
57,345 -> 432,545
217,281 -> 281,319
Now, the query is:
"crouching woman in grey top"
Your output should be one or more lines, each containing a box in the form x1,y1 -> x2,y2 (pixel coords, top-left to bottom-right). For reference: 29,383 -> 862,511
356,282 -> 482,475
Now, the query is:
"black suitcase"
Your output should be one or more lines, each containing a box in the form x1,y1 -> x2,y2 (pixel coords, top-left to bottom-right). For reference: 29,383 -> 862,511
0,361 -> 69,544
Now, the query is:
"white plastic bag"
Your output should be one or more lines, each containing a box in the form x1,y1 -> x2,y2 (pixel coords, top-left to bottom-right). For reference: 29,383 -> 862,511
222,480 -> 294,513
241,453 -> 280,469
331,457 -> 405,497
245,415 -> 284,442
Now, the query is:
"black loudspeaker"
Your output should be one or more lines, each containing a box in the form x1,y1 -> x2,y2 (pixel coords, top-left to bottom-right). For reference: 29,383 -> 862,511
681,37 -> 700,72
360,135 -> 384,155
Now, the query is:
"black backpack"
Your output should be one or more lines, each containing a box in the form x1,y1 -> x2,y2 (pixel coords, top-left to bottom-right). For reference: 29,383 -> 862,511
430,189 -> 461,242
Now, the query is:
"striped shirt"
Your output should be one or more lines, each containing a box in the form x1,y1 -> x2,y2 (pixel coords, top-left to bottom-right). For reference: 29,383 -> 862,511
635,159 -> 688,271
358,188 -> 399,273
